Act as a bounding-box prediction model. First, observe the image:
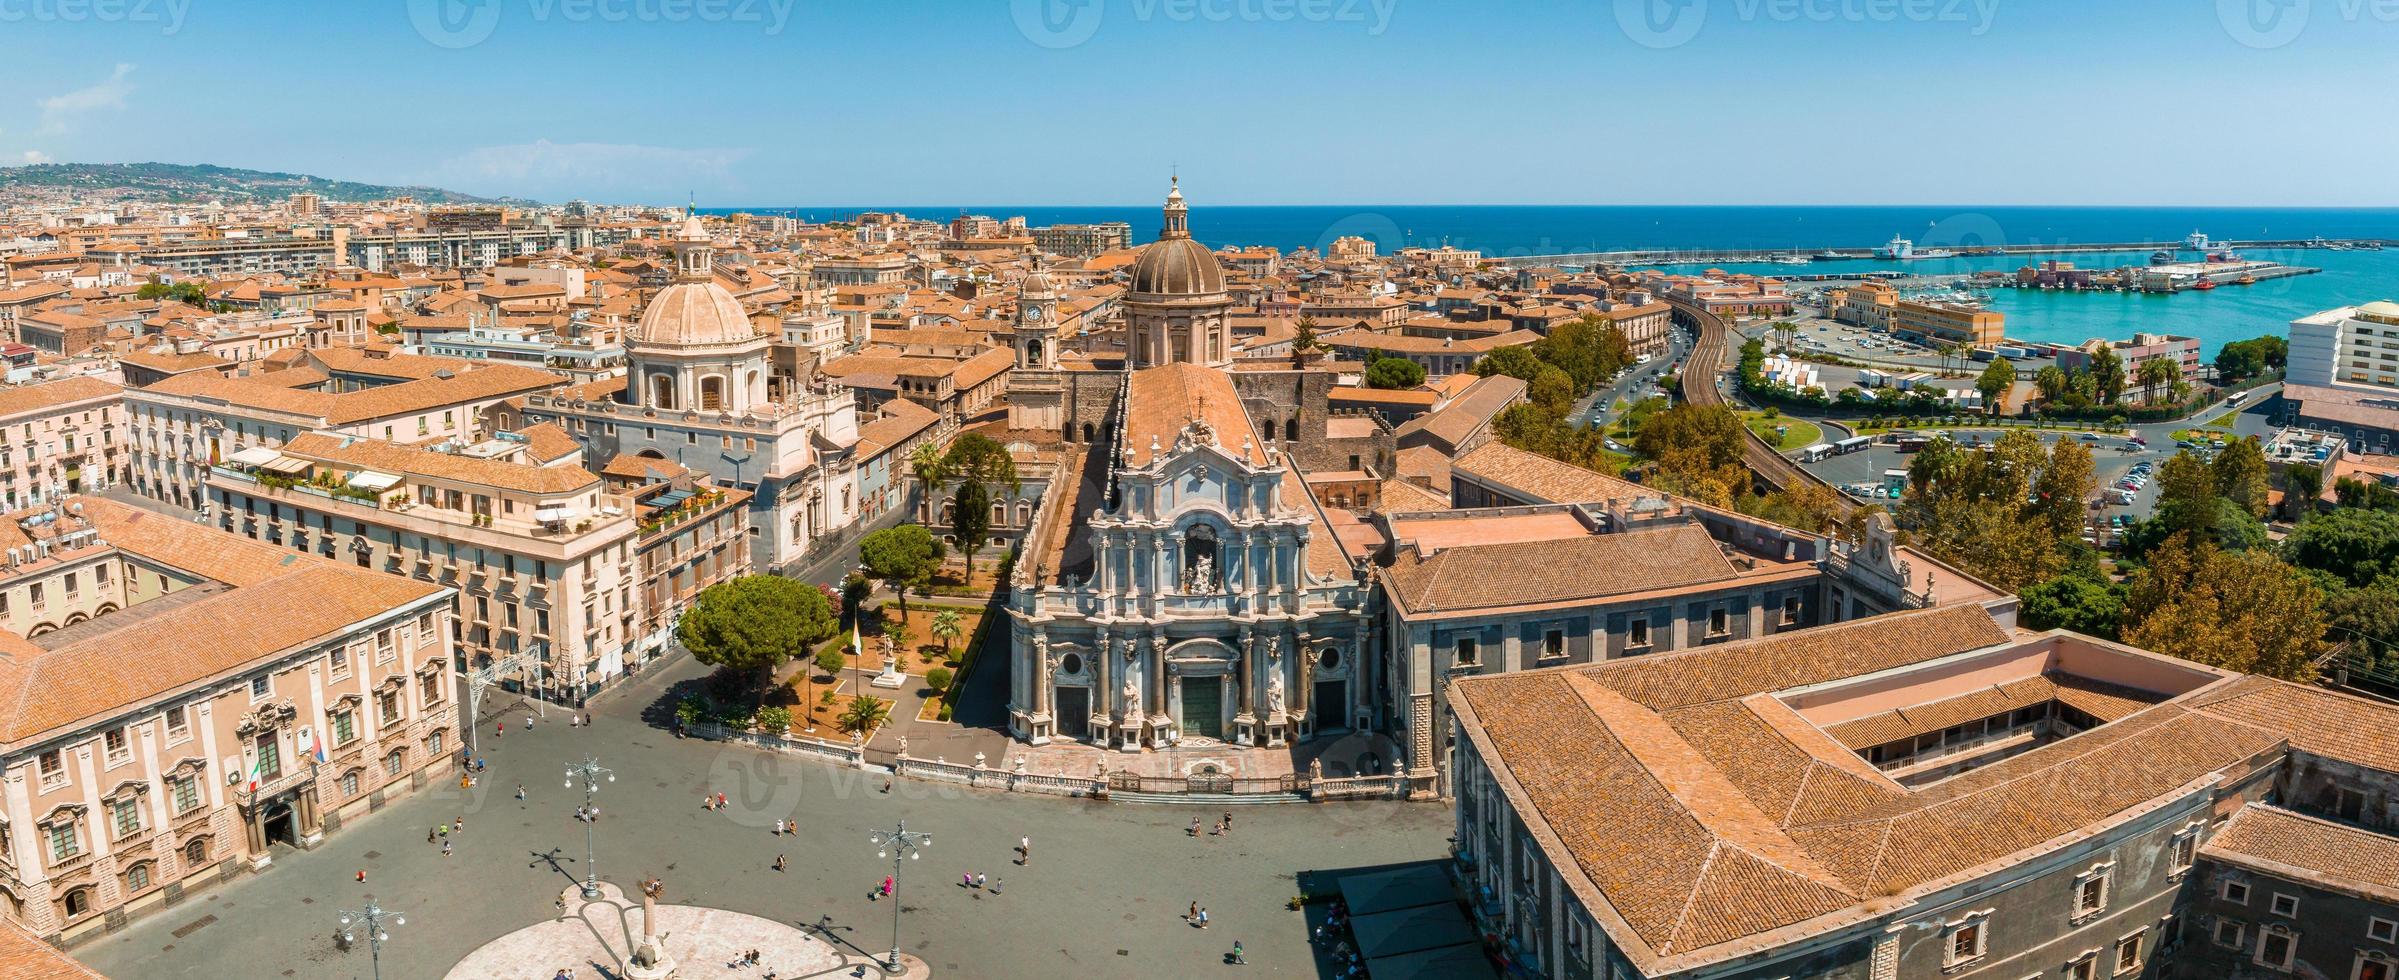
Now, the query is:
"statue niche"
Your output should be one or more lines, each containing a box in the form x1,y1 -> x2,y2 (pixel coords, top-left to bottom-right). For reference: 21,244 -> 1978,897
1182,525 -> 1219,594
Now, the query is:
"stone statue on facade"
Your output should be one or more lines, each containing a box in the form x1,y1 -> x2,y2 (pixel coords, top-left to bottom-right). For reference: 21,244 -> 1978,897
1189,554 -> 1215,594
1122,673 -> 1142,721
1267,671 -> 1286,715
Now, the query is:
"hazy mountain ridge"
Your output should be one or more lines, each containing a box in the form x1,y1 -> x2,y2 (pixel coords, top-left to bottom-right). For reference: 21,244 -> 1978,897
0,162 -> 530,206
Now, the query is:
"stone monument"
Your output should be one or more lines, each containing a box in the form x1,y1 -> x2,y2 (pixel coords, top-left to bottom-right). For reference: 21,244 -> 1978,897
625,877 -> 678,980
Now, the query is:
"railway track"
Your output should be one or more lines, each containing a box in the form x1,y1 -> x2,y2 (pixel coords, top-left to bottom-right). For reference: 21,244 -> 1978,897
1667,300 -> 1858,512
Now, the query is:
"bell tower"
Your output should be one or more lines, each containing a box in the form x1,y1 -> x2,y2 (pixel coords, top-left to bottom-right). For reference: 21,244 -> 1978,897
1015,268 -> 1059,371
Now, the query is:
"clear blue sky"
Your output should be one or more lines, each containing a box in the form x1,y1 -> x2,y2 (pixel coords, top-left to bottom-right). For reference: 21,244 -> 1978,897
2,0 -> 2393,206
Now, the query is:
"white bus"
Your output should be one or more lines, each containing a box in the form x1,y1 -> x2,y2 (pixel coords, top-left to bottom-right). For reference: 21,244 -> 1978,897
1798,443 -> 1837,463
1834,435 -> 1874,455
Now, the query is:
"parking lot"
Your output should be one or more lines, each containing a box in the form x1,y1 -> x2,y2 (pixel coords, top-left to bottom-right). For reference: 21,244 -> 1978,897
1798,428 -> 2182,536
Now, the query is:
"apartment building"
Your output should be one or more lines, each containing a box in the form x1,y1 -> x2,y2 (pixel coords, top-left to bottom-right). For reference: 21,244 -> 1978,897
0,377 -> 126,510
1032,222 -> 1131,258
2290,301 -> 2399,393
1894,298 -> 2007,348
202,431 -> 651,697
0,495 -> 457,945
122,361 -> 566,511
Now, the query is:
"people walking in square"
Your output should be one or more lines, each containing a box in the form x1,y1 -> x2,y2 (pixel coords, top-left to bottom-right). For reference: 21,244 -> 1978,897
880,875 -> 893,899
990,876 -> 1002,895
516,783 -> 526,801
974,872 -> 987,890
453,817 -> 464,833
1189,817 -> 1201,837
356,869 -> 366,884
773,854 -> 787,872
1187,901 -> 1199,925
441,840 -> 453,857
1229,939 -> 1246,965
1018,835 -> 1030,865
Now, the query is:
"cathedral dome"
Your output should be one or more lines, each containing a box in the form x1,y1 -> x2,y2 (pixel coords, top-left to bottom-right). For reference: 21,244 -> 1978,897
631,281 -> 758,347
1128,237 -> 1225,297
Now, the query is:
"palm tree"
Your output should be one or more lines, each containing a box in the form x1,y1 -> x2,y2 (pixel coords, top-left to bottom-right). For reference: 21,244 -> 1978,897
930,609 -> 963,656
2138,358 -> 2179,404
908,442 -> 947,520
2034,365 -> 2068,403
839,695 -> 890,736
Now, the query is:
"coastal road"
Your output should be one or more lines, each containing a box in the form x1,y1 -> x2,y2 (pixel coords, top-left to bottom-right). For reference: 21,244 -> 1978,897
1571,324 -> 1693,430
1669,298 -> 1857,507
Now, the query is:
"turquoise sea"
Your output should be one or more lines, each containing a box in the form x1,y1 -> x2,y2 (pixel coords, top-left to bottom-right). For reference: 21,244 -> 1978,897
712,205 -> 2399,355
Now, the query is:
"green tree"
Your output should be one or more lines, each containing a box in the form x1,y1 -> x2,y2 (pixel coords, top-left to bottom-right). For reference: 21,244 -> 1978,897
2152,451 -> 2219,540
2033,364 -> 2069,403
1528,365 -> 1576,417
2282,463 -> 2324,520
924,666 -> 954,693
2136,358 -> 2179,404
1473,345 -> 1544,382
1292,315 -> 1320,352
2283,508 -> 2399,588
1975,357 -> 2014,416
1364,353 -> 1427,389
942,432 -> 1021,573
859,524 -> 943,624
2212,435 -> 2271,519
840,572 -> 874,628
2122,535 -> 2327,681
675,576 -> 838,702
930,608 -> 963,655
755,705 -> 793,734
885,619 -> 916,661
2018,572 -> 2129,639
2033,437 -> 2097,537
839,695 -> 890,736
2087,343 -> 2126,404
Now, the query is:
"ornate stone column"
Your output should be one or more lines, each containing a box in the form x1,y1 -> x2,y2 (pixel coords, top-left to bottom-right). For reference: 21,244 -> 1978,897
1091,625 -> 1112,737
1294,630 -> 1313,728
1031,633 -> 1052,718
1237,626 -> 1257,718
1149,632 -> 1168,725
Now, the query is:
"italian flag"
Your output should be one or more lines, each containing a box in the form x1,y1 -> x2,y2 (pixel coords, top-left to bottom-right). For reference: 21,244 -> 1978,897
244,756 -> 263,793
311,729 -> 327,765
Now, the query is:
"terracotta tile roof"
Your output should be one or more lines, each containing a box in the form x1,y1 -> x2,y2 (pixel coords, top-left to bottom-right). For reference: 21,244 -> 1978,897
1393,374 -> 1525,451
142,362 -> 563,425
2201,804 -> 2399,904
2188,676 -> 2399,773
0,496 -> 446,746
0,376 -> 119,419
513,421 -> 581,463
0,921 -> 103,979
600,452 -> 686,482
856,398 -> 940,457
1381,521 -> 1735,615
278,432 -> 599,495
1448,607 -> 2343,974
1372,477 -> 1451,515
1123,363 -> 1267,468
1451,441 -> 1648,504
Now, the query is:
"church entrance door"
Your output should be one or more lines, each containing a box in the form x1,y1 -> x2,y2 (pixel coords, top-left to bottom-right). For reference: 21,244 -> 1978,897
1055,687 -> 1089,739
1180,677 -> 1223,740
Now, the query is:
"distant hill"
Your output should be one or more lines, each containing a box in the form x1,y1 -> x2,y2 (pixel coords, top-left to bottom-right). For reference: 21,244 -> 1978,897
0,162 -> 530,206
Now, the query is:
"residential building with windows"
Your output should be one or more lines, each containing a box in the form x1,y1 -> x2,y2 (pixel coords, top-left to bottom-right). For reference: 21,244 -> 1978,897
2290,301 -> 2399,393
1032,222 -> 1131,258
202,428 -> 654,697
1448,602 -> 2399,979
0,378 -> 126,510
121,359 -> 566,511
1893,298 -> 2007,349
0,495 -> 455,945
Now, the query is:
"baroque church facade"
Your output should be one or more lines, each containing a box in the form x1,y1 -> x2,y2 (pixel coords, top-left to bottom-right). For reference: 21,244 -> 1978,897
1005,183 -> 1377,754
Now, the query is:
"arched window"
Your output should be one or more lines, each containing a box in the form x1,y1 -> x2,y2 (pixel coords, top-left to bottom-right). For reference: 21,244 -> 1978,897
699,376 -> 725,411
184,837 -> 210,865
1081,422 -> 1096,443
1182,525 -> 1220,592
649,374 -> 676,410
1285,417 -> 1299,441
62,887 -> 92,918
1025,338 -> 1043,366
990,501 -> 1006,524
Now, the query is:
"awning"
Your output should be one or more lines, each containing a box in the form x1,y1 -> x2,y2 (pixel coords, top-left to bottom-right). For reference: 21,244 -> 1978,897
228,446 -> 281,467
533,507 -> 573,523
259,456 -> 310,475
347,471 -> 402,492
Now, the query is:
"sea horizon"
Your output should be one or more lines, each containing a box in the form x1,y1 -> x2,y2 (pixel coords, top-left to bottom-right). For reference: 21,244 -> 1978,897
700,203 -> 2399,258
